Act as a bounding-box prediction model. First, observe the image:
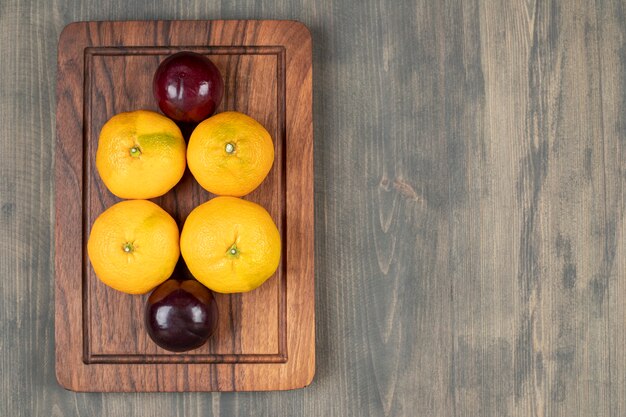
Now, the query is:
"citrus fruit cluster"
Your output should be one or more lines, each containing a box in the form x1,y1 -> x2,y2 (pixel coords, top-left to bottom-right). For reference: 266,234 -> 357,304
86,51 -> 281,352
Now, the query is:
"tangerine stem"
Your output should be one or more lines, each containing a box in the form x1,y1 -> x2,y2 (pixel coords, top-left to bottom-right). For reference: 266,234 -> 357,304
227,243 -> 239,257
129,146 -> 141,158
122,242 -> 134,253
225,142 -> 235,154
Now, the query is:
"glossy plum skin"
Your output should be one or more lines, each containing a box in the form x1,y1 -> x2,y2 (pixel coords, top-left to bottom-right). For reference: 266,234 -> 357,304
153,52 -> 224,123
145,279 -> 218,352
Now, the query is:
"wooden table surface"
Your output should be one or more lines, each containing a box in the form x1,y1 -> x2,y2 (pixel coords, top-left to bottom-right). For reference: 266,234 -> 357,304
1,0 -> 625,416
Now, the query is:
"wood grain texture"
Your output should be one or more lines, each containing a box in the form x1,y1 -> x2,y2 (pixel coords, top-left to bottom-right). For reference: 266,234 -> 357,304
55,20 -> 313,391
2,0 -> 626,414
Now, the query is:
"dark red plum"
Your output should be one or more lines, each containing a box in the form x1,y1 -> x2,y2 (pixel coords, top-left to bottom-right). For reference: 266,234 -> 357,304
153,51 -> 224,123
145,279 -> 218,352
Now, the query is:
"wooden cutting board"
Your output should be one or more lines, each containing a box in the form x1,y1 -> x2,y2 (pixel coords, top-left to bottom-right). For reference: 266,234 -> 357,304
55,20 -> 314,392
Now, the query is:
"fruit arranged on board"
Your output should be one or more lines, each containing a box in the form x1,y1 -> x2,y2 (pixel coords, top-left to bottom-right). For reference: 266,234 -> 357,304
187,111 -> 275,196
180,196 -> 281,294
145,279 -> 218,352
96,110 -> 186,199
88,52 -> 281,352
153,51 -> 224,123
87,200 -> 180,294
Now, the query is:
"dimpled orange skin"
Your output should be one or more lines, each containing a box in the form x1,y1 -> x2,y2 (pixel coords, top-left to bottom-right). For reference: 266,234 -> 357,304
87,200 -> 180,295
187,111 -> 274,197
96,110 -> 186,199
180,196 -> 281,294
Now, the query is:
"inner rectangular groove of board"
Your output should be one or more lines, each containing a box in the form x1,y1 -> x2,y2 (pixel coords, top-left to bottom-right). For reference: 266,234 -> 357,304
81,46 -> 287,365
